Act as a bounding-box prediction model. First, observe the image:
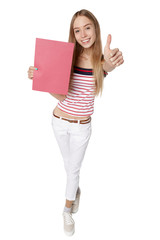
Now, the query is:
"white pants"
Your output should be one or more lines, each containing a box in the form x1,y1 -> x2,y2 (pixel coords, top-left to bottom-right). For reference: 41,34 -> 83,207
51,115 -> 92,201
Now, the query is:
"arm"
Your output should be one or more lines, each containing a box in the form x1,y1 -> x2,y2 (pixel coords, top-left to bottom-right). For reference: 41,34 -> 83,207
103,34 -> 124,73
102,58 -> 116,73
49,93 -> 66,101
27,66 -> 67,101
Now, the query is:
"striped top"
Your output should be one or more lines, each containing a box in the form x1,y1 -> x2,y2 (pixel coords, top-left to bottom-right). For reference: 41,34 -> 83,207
57,66 -> 107,117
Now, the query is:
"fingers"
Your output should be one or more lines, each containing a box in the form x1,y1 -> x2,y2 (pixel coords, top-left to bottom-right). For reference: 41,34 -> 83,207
109,48 -> 119,58
110,51 -> 122,61
29,66 -> 36,70
116,59 -> 124,66
110,51 -> 124,67
106,34 -> 112,50
27,66 -> 38,79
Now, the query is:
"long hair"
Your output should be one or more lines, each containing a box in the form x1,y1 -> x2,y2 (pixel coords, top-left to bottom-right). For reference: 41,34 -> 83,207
68,9 -> 104,96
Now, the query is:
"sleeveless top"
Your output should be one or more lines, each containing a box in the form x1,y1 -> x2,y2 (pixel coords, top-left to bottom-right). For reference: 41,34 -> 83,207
57,66 -> 107,117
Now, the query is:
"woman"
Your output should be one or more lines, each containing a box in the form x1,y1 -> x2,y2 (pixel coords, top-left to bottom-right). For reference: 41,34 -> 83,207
28,9 -> 124,236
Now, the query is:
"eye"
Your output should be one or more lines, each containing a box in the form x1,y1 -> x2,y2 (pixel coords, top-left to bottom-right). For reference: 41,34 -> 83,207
86,26 -> 90,30
74,30 -> 79,33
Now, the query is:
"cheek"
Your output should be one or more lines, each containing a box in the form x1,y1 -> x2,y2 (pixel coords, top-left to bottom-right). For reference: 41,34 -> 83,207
92,30 -> 96,39
93,34 -> 96,42
74,33 -> 80,42
89,32 -> 96,44
88,28 -> 96,40
76,37 -> 82,45
93,32 -> 96,43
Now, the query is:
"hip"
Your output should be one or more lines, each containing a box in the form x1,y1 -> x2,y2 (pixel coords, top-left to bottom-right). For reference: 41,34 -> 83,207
53,105 -> 91,120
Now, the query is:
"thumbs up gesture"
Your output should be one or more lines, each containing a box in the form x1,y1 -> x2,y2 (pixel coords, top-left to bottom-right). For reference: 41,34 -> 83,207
104,34 -> 124,72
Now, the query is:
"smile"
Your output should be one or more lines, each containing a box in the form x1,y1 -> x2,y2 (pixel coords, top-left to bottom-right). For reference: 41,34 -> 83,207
81,38 -> 90,44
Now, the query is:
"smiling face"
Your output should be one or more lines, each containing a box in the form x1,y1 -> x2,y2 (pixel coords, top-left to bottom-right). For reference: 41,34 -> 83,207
73,16 -> 96,49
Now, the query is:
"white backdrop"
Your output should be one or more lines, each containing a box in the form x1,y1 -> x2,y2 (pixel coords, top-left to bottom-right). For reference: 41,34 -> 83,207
0,0 -> 160,239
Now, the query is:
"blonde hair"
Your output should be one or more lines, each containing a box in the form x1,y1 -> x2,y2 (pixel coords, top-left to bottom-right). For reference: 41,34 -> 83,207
68,9 -> 105,96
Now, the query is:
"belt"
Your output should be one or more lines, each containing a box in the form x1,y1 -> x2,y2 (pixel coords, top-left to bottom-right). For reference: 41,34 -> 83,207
53,113 -> 91,124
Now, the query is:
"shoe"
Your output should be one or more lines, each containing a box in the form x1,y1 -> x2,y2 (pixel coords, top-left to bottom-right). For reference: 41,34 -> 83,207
71,187 -> 81,214
63,211 -> 75,236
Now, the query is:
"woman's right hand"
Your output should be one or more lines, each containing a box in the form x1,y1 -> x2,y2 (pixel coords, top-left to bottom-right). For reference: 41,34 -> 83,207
27,66 -> 37,80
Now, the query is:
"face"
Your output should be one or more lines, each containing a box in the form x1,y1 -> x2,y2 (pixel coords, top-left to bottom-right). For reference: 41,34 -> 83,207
73,16 -> 96,49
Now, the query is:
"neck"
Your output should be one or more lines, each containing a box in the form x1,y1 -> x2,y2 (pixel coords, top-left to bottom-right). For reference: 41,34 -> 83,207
81,47 -> 92,60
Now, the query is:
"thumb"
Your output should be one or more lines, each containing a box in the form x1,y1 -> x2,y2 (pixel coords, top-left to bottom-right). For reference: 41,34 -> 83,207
106,34 -> 112,50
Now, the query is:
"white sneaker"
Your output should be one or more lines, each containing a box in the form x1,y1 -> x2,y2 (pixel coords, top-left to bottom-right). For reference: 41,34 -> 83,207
71,187 -> 81,214
63,211 -> 75,236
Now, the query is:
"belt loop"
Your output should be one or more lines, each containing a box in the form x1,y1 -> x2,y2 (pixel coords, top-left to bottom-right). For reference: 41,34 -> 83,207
78,119 -> 80,124
60,116 -> 62,120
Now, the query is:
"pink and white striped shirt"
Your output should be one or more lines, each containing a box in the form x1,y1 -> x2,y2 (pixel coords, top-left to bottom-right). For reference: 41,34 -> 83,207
57,66 -> 107,117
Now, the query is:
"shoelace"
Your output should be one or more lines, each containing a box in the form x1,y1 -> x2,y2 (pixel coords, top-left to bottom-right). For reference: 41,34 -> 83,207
63,212 -> 74,225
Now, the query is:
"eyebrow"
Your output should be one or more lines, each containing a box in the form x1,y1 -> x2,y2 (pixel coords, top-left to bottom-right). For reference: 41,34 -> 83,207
73,23 -> 92,30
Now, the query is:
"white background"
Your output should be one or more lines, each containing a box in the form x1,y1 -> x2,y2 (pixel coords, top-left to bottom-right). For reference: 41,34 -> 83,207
0,0 -> 160,239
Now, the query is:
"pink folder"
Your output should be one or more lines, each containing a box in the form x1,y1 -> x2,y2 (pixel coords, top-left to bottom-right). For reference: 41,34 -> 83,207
32,38 -> 74,94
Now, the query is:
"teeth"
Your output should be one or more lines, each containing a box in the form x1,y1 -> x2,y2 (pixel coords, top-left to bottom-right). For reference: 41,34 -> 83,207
82,39 -> 89,43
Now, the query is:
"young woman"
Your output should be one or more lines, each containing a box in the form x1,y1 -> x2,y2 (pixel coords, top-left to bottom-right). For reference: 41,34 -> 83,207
28,9 -> 124,236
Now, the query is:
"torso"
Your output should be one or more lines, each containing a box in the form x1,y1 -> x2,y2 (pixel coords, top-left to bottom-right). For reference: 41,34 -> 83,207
53,106 -> 90,120
53,55 -> 93,120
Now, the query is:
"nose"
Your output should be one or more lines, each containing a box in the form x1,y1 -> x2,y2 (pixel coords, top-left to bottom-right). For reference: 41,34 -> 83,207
81,29 -> 86,38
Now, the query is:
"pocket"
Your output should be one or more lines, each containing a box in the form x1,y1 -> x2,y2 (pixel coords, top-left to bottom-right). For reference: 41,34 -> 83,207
51,115 -> 60,130
79,121 -> 92,132
76,123 -> 92,141
51,115 -> 69,133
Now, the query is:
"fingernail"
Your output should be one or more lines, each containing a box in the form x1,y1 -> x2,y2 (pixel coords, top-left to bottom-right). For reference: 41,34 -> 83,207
35,68 -> 38,70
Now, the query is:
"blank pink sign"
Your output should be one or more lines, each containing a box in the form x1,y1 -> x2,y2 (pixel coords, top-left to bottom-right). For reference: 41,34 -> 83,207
32,38 -> 74,94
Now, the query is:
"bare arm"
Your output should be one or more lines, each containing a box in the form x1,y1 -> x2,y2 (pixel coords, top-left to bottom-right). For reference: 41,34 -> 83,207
49,93 -> 66,101
103,34 -> 124,72
27,67 -> 67,101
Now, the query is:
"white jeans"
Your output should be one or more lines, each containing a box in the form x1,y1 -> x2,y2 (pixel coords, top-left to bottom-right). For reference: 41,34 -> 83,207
51,115 -> 92,201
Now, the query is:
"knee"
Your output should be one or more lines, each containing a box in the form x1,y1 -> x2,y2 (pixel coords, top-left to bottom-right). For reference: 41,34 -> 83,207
67,169 -> 80,180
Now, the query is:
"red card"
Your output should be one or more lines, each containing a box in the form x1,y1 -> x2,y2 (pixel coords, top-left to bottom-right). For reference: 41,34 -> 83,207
32,38 -> 74,94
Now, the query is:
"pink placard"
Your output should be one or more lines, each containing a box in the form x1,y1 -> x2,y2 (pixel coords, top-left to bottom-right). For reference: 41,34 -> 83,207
32,38 -> 74,94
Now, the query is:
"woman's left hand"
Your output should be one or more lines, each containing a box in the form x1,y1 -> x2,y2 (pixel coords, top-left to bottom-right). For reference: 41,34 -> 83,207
103,34 -> 124,72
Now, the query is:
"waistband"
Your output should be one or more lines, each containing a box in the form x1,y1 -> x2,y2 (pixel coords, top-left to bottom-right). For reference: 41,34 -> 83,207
53,113 -> 91,124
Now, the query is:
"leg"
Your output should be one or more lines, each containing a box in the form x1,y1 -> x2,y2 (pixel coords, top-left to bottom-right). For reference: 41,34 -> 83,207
65,186 -> 81,208
52,117 -> 76,202
51,116 -> 70,173
65,122 -> 92,201
65,199 -> 74,208
52,116 -> 92,201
